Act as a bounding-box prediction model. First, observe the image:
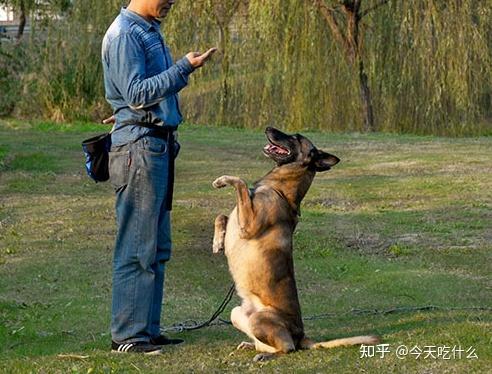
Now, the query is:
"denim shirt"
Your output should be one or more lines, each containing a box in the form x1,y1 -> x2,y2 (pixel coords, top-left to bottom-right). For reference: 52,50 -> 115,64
102,8 -> 194,146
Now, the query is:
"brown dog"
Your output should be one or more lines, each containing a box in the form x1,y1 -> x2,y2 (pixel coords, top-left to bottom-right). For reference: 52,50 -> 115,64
212,127 -> 379,361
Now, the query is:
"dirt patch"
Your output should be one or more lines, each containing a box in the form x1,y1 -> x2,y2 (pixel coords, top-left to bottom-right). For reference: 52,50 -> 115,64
343,231 -> 388,255
305,198 -> 360,212
341,231 -> 440,257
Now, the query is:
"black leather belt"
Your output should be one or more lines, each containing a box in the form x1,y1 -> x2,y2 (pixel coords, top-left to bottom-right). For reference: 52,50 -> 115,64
146,127 -> 176,141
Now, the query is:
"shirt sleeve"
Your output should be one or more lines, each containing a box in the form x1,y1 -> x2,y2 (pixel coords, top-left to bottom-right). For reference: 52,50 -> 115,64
106,32 -> 194,110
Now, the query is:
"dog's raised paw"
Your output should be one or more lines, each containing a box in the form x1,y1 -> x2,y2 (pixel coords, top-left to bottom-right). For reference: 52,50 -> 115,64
212,240 -> 224,254
212,177 -> 228,189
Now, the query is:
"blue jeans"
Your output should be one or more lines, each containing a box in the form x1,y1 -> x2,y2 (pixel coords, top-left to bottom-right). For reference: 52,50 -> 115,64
109,135 -> 173,343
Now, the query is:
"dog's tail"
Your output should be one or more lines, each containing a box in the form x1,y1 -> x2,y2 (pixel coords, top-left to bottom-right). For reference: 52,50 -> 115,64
300,335 -> 380,350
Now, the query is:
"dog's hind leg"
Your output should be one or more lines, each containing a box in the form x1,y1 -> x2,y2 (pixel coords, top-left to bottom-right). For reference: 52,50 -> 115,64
231,306 -> 294,362
231,306 -> 256,350
213,214 -> 228,253
231,305 -> 255,338
249,311 -> 295,356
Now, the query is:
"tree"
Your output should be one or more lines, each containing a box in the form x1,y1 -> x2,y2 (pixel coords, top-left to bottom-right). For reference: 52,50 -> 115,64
0,0 -> 71,41
310,0 -> 389,131
209,0 -> 243,124
0,0 -> 32,40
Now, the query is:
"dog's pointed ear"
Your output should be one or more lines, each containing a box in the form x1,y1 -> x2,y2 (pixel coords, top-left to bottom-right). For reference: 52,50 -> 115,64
313,150 -> 340,172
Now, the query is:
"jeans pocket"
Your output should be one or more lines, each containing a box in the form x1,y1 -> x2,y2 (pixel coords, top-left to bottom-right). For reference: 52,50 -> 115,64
142,137 -> 167,155
109,150 -> 130,192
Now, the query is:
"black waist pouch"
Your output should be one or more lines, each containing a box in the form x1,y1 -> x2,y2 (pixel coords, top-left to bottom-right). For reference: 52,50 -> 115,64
82,133 -> 111,182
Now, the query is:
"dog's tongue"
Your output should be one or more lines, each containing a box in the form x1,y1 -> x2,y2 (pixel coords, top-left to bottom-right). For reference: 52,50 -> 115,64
265,144 -> 289,155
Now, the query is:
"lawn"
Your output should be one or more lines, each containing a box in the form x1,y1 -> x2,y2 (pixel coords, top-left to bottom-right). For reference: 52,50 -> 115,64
0,119 -> 491,373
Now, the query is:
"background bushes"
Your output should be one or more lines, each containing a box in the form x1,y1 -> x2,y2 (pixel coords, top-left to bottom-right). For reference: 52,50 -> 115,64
0,0 -> 491,135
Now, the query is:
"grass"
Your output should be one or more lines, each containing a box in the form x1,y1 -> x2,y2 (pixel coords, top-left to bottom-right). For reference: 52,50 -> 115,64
0,118 -> 491,373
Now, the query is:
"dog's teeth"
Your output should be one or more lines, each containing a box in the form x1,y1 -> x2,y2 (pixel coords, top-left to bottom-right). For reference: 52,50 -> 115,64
265,143 -> 289,156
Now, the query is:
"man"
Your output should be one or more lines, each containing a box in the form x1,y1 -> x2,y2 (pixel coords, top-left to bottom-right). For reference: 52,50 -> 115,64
101,0 -> 216,354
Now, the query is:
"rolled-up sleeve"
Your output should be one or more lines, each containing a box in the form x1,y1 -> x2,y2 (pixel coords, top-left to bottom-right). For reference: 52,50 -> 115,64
107,32 -> 194,110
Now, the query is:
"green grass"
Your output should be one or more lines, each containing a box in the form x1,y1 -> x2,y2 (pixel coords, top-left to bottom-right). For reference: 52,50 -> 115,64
0,119 -> 491,373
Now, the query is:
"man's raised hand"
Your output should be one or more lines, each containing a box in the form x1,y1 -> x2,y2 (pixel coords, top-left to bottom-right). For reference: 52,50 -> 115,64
185,47 -> 218,69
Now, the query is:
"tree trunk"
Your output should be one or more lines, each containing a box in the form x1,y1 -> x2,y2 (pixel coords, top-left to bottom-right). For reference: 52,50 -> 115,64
347,1 -> 375,131
313,0 -> 378,132
16,0 -> 26,41
358,59 -> 375,131
218,24 -> 230,124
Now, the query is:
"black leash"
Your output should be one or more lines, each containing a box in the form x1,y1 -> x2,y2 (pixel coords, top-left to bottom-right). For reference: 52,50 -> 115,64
161,284 -> 235,333
301,305 -> 492,321
161,283 -> 492,334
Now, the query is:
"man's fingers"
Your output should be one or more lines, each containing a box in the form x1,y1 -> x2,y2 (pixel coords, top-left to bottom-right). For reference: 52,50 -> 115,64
201,47 -> 218,60
186,47 -> 218,68
102,115 -> 116,124
203,47 -> 218,57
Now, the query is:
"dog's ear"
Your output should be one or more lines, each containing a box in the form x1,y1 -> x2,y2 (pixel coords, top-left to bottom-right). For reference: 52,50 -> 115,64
313,150 -> 340,172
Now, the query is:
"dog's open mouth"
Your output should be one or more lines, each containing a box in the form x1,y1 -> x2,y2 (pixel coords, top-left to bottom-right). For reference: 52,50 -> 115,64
264,141 -> 290,157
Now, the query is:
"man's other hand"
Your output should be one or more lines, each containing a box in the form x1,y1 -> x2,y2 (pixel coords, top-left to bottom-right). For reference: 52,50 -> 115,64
185,47 -> 218,69
102,115 -> 116,125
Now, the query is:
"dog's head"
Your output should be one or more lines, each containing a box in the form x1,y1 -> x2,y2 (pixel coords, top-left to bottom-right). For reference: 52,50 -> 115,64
263,127 -> 340,172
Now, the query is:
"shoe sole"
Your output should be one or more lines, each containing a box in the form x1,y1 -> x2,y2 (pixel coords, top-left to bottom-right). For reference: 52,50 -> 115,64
111,349 -> 162,355
150,341 -> 184,346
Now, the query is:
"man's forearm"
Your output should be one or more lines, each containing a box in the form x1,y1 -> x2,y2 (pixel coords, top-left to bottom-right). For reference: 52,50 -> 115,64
126,57 -> 194,110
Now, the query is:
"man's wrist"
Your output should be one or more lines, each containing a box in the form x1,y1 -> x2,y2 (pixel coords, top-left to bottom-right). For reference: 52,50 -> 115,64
176,57 -> 195,75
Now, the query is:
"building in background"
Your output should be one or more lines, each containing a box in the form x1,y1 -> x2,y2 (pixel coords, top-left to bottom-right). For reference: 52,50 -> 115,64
0,4 -> 15,24
1,0 -> 70,40
0,3 -> 26,39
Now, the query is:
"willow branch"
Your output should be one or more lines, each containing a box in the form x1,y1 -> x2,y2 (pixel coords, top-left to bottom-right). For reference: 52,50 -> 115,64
314,0 -> 350,53
360,0 -> 390,18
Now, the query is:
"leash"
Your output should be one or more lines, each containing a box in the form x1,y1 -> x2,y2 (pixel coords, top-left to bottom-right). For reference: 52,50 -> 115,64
301,305 -> 492,320
161,284 -> 235,333
161,282 -> 491,334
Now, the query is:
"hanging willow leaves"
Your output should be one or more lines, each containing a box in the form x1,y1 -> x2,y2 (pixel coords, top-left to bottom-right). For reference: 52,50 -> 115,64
0,0 -> 490,135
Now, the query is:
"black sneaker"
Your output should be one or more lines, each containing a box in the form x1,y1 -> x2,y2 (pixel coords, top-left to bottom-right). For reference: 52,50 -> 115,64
111,340 -> 162,355
150,334 -> 184,346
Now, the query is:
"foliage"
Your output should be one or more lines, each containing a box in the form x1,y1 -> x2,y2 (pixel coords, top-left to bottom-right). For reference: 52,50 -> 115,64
0,0 -> 124,121
0,0 -> 491,135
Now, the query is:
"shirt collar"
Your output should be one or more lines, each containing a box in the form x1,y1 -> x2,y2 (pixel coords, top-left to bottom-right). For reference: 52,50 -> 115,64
120,7 -> 161,32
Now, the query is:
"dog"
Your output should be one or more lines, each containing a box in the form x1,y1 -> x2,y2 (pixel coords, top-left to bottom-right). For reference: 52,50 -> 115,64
212,127 -> 380,361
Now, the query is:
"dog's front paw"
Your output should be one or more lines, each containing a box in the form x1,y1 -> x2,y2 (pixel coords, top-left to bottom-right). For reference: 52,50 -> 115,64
212,176 -> 229,189
212,239 -> 225,254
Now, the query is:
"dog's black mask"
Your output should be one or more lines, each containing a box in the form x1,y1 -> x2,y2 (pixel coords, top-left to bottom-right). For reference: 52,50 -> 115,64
263,127 -> 340,172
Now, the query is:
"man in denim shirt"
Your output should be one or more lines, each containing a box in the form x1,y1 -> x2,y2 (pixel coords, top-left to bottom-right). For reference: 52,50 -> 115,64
102,0 -> 216,354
